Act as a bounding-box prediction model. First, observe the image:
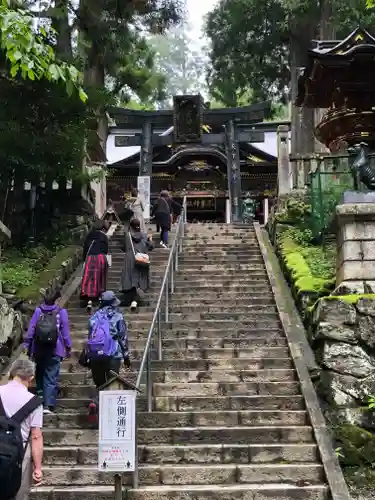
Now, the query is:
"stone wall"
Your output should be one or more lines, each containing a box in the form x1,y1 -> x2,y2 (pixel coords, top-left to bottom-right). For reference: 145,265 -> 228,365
311,297 -> 375,427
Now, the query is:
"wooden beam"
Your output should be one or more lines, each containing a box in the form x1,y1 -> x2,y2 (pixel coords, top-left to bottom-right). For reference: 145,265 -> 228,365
114,130 -> 265,148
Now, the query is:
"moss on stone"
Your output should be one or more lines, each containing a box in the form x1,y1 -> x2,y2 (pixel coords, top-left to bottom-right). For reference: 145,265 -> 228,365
333,423 -> 375,468
279,236 -> 333,295
333,423 -> 375,490
17,245 -> 80,301
309,294 -> 375,314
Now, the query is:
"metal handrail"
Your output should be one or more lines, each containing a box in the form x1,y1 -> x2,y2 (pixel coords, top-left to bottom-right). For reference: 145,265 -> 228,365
133,196 -> 187,488
135,196 -> 187,393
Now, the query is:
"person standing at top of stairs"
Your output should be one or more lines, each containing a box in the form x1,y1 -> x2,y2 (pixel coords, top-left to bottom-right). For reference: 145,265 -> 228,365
152,190 -> 182,248
119,218 -> 154,311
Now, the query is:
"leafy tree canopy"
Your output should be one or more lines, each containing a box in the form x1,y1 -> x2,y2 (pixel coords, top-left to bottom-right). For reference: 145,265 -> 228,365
0,0 -> 87,101
149,23 -> 207,106
205,0 -> 375,107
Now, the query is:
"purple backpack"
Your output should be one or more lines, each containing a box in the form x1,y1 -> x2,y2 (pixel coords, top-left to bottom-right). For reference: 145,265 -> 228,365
87,313 -> 116,359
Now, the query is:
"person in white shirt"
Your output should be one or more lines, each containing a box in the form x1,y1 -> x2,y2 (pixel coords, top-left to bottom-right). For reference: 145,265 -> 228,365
0,358 -> 44,494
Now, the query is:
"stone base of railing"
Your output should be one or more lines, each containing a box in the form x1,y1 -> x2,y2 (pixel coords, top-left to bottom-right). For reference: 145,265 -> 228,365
335,196 -> 375,294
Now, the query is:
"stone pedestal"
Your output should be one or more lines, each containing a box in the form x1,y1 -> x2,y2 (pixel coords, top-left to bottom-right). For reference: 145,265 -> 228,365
336,199 -> 375,293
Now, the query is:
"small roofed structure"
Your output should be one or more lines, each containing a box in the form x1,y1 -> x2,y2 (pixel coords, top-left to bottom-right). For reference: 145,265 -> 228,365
296,27 -> 375,152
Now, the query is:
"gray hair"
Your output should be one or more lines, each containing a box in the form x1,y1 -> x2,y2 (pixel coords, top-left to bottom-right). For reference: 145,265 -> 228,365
9,358 -> 35,381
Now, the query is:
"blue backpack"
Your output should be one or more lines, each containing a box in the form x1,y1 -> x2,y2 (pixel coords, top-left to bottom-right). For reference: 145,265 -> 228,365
87,312 -> 116,359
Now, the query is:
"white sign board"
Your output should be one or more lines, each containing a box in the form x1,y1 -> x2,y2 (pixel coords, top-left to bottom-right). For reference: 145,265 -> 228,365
137,175 -> 151,220
98,390 -> 136,472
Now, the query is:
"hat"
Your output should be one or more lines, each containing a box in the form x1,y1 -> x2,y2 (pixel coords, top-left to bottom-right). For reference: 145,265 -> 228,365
100,291 -> 120,307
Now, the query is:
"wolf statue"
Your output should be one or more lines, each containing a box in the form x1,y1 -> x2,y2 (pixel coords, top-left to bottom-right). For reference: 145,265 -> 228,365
347,142 -> 375,191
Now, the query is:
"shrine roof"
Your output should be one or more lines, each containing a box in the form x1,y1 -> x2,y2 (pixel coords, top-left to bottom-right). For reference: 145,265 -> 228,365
108,101 -> 271,128
106,136 -> 279,169
296,27 -> 375,107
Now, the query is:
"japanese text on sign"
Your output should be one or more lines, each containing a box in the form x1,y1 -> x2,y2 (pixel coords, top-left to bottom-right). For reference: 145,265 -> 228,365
98,390 -> 136,472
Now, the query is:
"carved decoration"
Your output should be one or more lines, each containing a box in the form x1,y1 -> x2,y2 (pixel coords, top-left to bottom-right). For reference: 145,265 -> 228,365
348,142 -> 375,190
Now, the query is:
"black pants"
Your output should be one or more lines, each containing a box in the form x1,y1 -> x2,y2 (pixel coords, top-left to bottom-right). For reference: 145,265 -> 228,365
90,357 -> 121,389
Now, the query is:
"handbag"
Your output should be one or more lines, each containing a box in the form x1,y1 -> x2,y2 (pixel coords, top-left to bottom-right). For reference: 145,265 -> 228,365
161,197 -> 173,224
78,347 -> 90,368
128,233 -> 150,269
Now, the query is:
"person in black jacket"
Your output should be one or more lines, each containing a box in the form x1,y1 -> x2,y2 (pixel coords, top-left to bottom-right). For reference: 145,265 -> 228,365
81,220 -> 110,309
152,190 -> 181,248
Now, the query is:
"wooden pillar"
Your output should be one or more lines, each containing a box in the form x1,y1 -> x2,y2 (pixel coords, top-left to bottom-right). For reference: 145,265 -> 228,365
225,120 -> 242,222
277,125 -> 291,195
263,198 -> 269,225
140,121 -> 153,177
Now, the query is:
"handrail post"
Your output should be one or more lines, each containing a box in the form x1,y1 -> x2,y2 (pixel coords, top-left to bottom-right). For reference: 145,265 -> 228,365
157,309 -> 162,360
146,347 -> 152,412
170,254 -> 174,293
165,274 -> 169,322
175,247 -> 179,271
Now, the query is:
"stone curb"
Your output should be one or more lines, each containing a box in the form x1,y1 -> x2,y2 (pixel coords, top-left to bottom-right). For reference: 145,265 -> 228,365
254,221 -> 351,500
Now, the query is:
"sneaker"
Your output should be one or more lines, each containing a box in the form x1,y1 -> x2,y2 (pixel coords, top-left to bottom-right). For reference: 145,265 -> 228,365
136,288 -> 145,300
86,300 -> 93,313
130,301 -> 137,311
160,242 -> 167,248
43,407 -> 53,415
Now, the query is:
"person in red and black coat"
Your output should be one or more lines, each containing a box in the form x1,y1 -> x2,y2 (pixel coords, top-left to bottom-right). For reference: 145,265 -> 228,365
81,220 -> 109,309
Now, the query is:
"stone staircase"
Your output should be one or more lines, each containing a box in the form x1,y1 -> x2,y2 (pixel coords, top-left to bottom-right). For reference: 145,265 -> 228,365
31,223 -> 331,500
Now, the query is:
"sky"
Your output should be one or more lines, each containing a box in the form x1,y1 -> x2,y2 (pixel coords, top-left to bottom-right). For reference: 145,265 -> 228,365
186,0 -> 218,49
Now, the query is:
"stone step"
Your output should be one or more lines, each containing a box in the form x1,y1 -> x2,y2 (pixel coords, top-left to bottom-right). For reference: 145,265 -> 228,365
69,292 -> 274,305
62,357 -> 294,374
64,327 -> 285,340
58,380 -> 300,399
152,381 -> 300,398
69,305 -> 278,320
54,395 -> 305,413
70,336 -> 288,350
30,484 -> 330,500
58,368 -> 296,385
43,426 -> 314,446
39,463 -> 325,486
70,319 -> 283,331
168,276 -> 270,284
44,410 -> 308,429
43,443 -> 319,466
63,347 -> 291,367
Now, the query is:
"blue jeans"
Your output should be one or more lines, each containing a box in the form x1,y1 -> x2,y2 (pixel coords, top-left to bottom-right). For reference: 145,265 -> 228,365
160,228 -> 168,244
35,355 -> 61,407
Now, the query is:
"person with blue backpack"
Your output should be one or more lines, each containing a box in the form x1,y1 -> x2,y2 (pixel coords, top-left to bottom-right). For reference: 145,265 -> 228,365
86,291 -> 129,417
24,289 -> 72,415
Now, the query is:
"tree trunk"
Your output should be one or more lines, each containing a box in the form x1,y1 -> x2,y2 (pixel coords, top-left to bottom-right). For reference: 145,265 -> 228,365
315,0 -> 335,152
290,27 -> 316,156
51,0 -> 73,61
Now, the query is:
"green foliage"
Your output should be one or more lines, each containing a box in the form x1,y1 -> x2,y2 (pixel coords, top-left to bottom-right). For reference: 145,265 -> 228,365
17,245 -> 79,301
333,424 -> 375,470
0,1 -> 87,101
1,244 -> 79,297
1,245 -> 53,291
278,235 -> 333,295
204,0 -> 375,106
275,197 -> 311,225
0,77 -> 85,184
368,395 -> 375,409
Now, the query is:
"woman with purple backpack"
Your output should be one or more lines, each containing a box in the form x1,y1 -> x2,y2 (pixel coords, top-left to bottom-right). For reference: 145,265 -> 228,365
24,289 -> 72,414
84,291 -> 129,421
